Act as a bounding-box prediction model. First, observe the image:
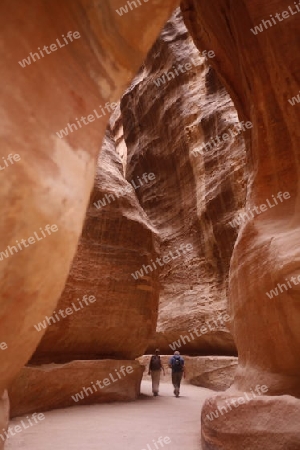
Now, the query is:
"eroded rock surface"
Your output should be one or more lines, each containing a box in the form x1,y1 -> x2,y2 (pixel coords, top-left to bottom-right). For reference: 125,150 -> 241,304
181,0 -> 300,447
32,9 -> 245,366
32,108 -> 160,363
186,356 -> 237,391
120,9 -> 246,355
9,360 -> 143,417
201,394 -> 300,450
0,0 -> 180,415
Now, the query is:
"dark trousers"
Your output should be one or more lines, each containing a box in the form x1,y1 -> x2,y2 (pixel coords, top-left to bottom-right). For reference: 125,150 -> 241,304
172,371 -> 183,389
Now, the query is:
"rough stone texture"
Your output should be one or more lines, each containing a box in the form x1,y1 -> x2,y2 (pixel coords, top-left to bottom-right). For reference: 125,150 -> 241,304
120,9 -> 246,355
138,355 -> 237,391
0,0 -> 179,429
201,394 -> 300,450
185,356 -> 237,391
8,360 -> 144,418
181,0 -> 300,447
32,8 -> 245,364
32,107 -> 160,363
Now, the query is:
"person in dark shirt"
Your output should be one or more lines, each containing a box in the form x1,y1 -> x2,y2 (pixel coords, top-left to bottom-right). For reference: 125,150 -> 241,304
148,348 -> 165,396
168,351 -> 185,397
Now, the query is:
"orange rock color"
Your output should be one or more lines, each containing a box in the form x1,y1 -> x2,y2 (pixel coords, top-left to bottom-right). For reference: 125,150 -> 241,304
32,10 -> 246,364
182,0 -> 300,447
0,0 -> 179,446
119,9 -> 246,356
1,0 -> 299,448
32,107 -> 160,362
8,360 -> 144,417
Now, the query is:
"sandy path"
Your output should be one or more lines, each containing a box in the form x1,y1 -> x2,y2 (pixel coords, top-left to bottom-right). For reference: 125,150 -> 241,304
5,380 -> 213,450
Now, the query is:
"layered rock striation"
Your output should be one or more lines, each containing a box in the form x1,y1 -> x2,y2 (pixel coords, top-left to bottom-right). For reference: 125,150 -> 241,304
9,360 -> 144,417
32,107 -> 160,363
31,9 -> 246,366
181,0 -> 300,447
0,0 -> 179,442
120,9 -> 246,355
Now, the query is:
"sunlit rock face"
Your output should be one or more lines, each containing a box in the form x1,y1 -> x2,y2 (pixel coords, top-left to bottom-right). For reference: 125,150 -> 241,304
0,0 -> 179,442
32,108 -> 160,363
119,9 -> 246,355
9,361 -> 144,417
31,9 -> 246,365
182,0 -> 300,447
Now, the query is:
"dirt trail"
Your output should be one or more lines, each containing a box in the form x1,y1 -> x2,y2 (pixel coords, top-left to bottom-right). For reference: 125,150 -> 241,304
5,380 -> 214,450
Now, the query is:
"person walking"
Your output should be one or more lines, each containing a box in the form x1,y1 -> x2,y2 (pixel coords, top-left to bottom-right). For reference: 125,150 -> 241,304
148,349 -> 165,396
169,350 -> 185,397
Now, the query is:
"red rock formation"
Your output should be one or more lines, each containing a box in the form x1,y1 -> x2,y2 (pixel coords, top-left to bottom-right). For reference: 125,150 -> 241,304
32,9 -> 246,365
9,360 -> 144,417
182,0 -> 300,447
184,356 -> 238,391
120,9 -> 246,355
0,0 -> 179,445
32,108 -> 160,363
201,394 -> 300,450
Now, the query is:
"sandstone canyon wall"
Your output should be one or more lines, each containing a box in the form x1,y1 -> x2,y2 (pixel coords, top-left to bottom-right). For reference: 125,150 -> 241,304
3,0 -> 298,447
181,0 -> 300,448
0,0 -> 180,443
9,9 -> 246,417
32,8 -> 246,365
31,108 -> 160,363
119,9 -> 247,356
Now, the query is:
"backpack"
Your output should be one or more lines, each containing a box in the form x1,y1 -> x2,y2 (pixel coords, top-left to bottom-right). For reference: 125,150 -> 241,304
150,355 -> 161,370
172,355 -> 183,372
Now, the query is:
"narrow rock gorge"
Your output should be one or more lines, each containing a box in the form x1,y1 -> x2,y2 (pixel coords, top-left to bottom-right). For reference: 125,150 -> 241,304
1,0 -> 300,449
10,8 -> 244,416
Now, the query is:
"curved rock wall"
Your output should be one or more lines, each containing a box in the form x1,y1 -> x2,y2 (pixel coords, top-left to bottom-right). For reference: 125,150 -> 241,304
181,0 -> 300,447
32,108 -> 160,363
30,8 -> 246,365
0,0 -> 179,442
120,9 -> 246,355
9,361 -> 144,417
